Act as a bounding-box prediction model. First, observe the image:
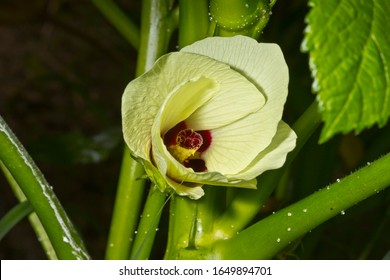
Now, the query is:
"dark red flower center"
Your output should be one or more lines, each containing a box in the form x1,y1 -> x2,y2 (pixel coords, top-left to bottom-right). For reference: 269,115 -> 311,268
163,121 -> 212,172
176,129 -> 203,150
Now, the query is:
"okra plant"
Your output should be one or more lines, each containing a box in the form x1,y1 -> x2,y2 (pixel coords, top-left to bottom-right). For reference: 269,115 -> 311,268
1,0 -> 389,260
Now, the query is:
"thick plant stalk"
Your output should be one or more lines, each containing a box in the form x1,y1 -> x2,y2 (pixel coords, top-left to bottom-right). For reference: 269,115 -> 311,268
104,152 -> 147,259
164,186 -> 226,259
178,0 -> 209,48
130,186 -> 168,259
0,115 -> 90,259
213,152 -> 390,259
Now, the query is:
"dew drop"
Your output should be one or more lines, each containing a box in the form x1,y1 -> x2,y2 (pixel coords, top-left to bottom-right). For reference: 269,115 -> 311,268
312,77 -> 321,92
367,162 -> 371,165
303,209 -> 308,213
134,231 -> 138,234
156,228 -> 159,232
287,227 -> 291,232
276,238 -> 281,243
316,96 -> 324,111
340,210 -> 345,215
301,38 -> 309,52
287,212 -> 292,216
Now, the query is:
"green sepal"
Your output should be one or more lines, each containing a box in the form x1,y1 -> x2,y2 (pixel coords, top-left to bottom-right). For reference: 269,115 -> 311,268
130,154 -> 170,194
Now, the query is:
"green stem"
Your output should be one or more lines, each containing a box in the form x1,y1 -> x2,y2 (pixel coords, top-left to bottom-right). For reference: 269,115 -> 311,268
213,101 -> 322,237
195,186 -> 226,246
1,160 -> 57,259
105,0 -> 177,260
104,148 -> 147,259
0,201 -> 33,241
164,195 -> 197,259
0,116 -> 89,259
164,186 -> 225,259
91,0 -> 140,50
136,0 -> 177,74
178,0 -> 209,48
130,185 -> 168,259
213,152 -> 390,259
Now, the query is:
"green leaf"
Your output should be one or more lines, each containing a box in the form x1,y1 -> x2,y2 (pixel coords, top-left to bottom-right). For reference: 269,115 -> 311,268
303,0 -> 390,143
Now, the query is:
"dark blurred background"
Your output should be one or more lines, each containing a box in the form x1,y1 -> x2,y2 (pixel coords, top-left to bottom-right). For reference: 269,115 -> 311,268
1,0 -> 389,259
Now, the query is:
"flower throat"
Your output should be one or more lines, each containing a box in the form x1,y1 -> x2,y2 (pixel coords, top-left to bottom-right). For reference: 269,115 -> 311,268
163,121 -> 211,172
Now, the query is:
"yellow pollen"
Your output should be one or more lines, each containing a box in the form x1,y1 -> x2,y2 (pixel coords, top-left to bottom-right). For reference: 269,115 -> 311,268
168,145 -> 198,163
167,128 -> 203,164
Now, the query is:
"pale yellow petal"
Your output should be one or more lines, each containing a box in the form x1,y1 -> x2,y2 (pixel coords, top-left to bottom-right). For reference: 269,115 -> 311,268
182,36 -> 289,153
159,76 -> 219,133
227,121 -> 297,180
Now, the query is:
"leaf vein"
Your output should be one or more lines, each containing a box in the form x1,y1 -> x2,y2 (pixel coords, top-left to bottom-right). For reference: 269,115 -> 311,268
327,0 -> 375,134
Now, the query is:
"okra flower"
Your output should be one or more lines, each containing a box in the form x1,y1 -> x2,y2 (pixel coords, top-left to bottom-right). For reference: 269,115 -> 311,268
122,36 -> 296,199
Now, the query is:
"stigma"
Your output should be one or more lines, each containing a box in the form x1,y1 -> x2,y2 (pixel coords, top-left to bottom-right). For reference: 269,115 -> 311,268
164,122 -> 211,172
